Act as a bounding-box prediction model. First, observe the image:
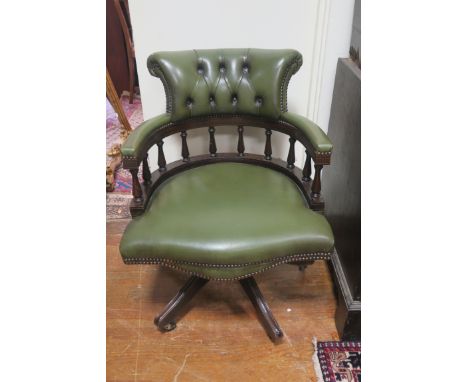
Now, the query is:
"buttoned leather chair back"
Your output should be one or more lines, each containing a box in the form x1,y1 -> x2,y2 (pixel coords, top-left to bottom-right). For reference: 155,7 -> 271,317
147,48 -> 303,122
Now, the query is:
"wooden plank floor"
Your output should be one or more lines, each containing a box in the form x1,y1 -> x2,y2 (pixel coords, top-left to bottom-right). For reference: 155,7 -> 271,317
107,219 -> 339,382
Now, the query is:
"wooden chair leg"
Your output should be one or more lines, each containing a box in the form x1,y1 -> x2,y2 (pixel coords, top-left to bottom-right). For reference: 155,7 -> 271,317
155,276 -> 209,332
239,277 -> 283,342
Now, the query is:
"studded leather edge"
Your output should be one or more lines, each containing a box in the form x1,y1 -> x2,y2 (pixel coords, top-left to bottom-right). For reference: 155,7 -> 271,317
122,251 -> 332,281
121,122 -> 175,169
121,155 -> 139,168
312,150 -> 332,159
123,252 -> 332,273
147,60 -> 173,114
276,119 -> 332,160
280,54 -> 303,113
149,52 -> 303,119
313,151 -> 332,157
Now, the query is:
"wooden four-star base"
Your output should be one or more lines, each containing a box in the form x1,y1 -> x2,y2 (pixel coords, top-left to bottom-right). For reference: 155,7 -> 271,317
154,275 -> 284,342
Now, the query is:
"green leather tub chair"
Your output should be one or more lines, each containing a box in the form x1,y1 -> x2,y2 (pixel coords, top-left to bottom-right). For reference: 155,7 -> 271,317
119,48 -> 334,342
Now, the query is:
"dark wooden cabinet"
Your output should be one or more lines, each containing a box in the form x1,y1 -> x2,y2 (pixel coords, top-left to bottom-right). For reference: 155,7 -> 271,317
107,0 -> 133,97
323,58 -> 361,340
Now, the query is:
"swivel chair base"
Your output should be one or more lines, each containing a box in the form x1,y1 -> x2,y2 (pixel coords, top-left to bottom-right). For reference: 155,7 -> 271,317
154,275 -> 284,342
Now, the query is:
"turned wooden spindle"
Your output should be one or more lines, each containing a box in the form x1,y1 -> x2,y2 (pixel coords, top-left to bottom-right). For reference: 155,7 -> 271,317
237,126 -> 245,156
264,129 -> 272,160
209,126 -> 217,157
302,151 -> 312,181
312,164 -> 323,198
130,168 -> 143,202
157,140 -> 167,171
142,154 -> 152,184
181,130 -> 189,162
287,137 -> 296,169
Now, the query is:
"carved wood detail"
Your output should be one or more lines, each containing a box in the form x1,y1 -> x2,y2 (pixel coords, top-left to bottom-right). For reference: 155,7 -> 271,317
302,151 -> 312,181
237,126 -> 245,156
121,115 -> 331,168
142,154 -> 151,184
209,126 -> 217,157
181,130 -> 189,162
130,168 -> 143,203
312,164 -> 323,198
125,117 -> 332,218
157,140 -> 167,171
264,129 -> 272,160
287,137 -> 296,169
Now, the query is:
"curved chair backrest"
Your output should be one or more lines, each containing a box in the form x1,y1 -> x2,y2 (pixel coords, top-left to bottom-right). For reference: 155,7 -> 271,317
147,48 -> 303,122
123,49 -> 332,218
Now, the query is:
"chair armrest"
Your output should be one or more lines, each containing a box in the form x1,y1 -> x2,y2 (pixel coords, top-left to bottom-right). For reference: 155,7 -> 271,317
280,112 -> 332,153
121,113 -> 172,164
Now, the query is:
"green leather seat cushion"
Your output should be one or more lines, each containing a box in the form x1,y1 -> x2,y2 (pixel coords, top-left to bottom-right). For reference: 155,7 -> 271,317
120,163 -> 334,279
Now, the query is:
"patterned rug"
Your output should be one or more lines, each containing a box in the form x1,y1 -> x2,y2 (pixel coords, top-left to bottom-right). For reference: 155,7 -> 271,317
313,340 -> 361,382
106,193 -> 133,220
106,95 -> 144,220
106,95 -> 144,193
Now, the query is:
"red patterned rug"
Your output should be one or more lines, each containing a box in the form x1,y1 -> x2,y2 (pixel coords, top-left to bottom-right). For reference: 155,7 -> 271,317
106,95 -> 144,220
313,340 -> 361,382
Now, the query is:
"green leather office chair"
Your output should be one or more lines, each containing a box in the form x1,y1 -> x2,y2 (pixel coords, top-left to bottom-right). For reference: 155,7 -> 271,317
119,48 -> 334,342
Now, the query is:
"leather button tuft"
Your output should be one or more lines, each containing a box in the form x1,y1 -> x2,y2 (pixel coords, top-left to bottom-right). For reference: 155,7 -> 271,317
255,96 -> 263,107
186,97 -> 193,108
197,64 -> 204,75
242,63 -> 249,73
209,95 -> 215,106
231,94 -> 238,105
219,63 -> 226,73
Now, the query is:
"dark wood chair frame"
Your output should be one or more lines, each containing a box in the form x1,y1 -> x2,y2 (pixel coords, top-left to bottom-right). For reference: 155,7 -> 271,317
123,114 -> 331,342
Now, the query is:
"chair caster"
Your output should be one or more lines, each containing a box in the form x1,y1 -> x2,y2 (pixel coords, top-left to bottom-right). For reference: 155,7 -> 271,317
155,316 -> 177,332
154,276 -> 209,334
239,277 -> 284,342
161,322 -> 177,332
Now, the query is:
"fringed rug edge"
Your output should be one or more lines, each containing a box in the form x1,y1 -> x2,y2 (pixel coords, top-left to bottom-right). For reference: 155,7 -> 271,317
312,337 -> 325,382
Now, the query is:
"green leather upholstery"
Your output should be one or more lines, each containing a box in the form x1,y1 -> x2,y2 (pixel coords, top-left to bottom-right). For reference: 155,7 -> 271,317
280,112 -> 333,152
120,163 -> 334,280
120,49 -> 335,281
147,48 -> 303,121
121,49 -> 332,161
120,113 -> 171,159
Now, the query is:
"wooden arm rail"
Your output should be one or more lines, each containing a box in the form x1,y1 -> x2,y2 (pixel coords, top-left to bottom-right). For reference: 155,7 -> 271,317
122,115 -> 331,167
126,117 -> 331,217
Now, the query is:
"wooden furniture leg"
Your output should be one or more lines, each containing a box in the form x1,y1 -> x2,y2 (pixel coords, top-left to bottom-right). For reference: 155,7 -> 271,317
113,0 -> 137,103
155,276 -> 209,332
239,277 -> 283,342
128,54 -> 135,104
106,68 -> 132,133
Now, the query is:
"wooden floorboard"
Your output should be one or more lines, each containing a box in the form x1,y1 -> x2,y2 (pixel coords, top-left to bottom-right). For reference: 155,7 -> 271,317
107,219 -> 339,382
